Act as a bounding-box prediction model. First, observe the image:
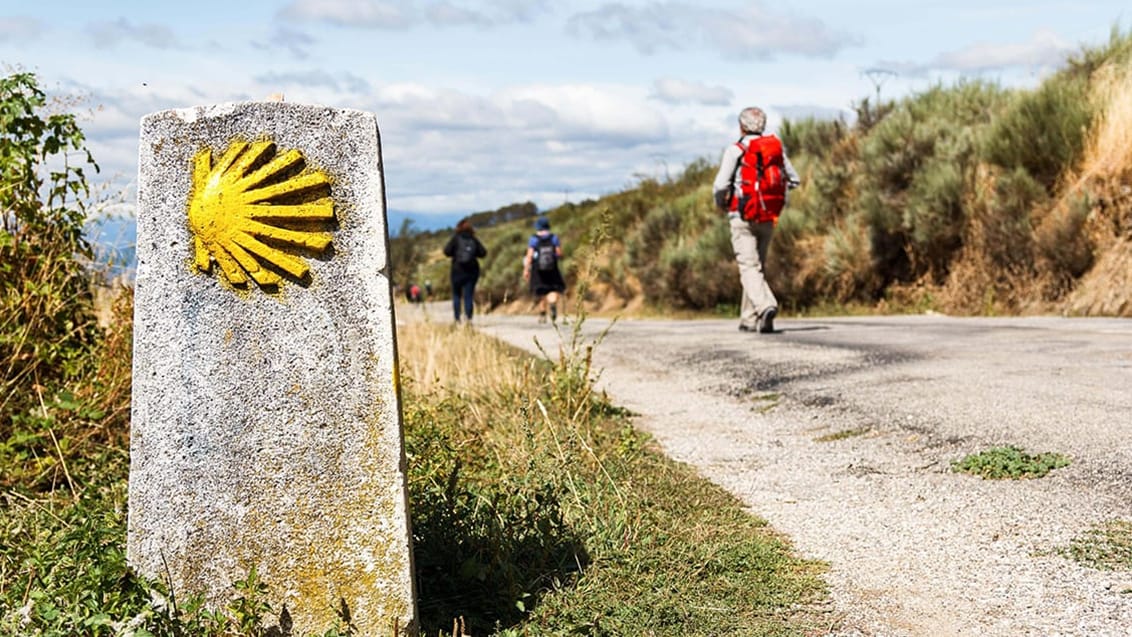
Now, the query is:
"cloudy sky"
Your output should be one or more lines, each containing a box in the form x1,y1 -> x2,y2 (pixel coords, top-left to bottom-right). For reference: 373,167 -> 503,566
1,1 -> 1127,226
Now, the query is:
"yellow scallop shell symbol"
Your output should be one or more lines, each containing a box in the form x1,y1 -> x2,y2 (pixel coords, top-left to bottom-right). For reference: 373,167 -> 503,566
188,139 -> 335,288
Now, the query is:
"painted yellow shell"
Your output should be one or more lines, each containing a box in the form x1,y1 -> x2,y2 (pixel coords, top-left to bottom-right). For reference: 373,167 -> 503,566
188,140 -> 335,288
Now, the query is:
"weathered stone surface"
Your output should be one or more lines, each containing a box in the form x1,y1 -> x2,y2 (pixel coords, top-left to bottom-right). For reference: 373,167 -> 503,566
129,102 -> 417,635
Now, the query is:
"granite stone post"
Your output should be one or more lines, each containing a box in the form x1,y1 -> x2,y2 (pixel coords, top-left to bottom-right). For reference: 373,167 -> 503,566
128,102 -> 417,635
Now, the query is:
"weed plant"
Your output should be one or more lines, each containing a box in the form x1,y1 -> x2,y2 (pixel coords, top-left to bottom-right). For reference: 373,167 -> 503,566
951,446 -> 1070,480
1061,520 -> 1132,571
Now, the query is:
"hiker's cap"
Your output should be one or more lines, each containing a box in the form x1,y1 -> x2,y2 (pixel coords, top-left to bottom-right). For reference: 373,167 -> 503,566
535,216 -> 550,230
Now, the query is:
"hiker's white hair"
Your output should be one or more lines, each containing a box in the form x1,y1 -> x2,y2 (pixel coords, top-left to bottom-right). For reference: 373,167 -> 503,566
738,107 -> 767,135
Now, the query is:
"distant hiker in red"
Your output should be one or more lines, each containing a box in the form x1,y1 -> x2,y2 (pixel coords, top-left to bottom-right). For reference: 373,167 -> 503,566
523,216 -> 565,324
443,217 -> 487,323
712,106 -> 800,334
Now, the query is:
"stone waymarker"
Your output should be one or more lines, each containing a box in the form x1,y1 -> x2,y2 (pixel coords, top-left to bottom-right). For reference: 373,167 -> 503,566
129,102 -> 417,635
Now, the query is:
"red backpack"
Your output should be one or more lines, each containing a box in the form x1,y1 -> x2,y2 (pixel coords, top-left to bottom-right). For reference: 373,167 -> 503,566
729,135 -> 787,223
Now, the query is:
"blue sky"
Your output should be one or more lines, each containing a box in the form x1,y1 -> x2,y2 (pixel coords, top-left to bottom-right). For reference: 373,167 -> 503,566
1,0 -> 1128,227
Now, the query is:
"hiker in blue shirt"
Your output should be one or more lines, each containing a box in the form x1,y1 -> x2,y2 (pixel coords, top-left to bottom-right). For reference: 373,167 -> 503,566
523,216 -> 565,324
443,217 -> 487,324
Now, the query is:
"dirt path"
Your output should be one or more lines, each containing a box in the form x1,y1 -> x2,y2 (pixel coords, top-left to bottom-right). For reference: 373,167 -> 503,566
460,310 -> 1132,636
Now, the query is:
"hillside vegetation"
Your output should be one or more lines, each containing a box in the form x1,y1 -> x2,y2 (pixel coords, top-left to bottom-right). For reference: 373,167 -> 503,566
396,28 -> 1132,318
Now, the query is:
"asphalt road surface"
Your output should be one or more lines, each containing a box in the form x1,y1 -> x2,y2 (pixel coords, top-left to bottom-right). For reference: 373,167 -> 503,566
453,308 -> 1132,636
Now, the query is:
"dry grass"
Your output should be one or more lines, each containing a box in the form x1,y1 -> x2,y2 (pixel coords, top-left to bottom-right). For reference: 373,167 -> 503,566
396,318 -> 530,399
1080,62 -> 1132,183
1054,58 -> 1132,316
395,311 -> 832,635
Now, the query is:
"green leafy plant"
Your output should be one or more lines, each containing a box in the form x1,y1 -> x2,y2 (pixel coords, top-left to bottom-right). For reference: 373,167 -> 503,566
982,72 -> 1095,192
1,71 -> 102,491
951,445 -> 1070,479
1061,519 -> 1132,571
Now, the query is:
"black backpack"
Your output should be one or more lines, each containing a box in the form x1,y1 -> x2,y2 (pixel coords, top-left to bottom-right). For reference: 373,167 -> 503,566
455,234 -> 478,266
534,235 -> 557,272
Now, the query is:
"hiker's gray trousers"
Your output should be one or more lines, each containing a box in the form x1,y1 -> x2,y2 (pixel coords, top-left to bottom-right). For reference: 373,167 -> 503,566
729,214 -> 777,327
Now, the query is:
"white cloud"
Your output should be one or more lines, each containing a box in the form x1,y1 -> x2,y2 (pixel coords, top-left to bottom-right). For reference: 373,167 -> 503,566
255,70 -> 372,95
426,3 -> 492,27
933,29 -> 1074,72
348,81 -> 706,212
482,0 -> 551,23
0,16 -> 43,44
374,83 -> 508,131
873,29 -> 1076,78
86,18 -> 184,50
279,0 -> 413,28
568,2 -> 858,59
704,6 -> 859,59
775,104 -> 853,123
650,78 -> 732,106
251,26 -> 318,60
502,84 -> 670,143
278,0 -> 551,29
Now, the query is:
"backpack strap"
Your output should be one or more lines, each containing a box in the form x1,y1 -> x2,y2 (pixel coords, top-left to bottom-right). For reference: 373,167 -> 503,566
724,139 -> 746,210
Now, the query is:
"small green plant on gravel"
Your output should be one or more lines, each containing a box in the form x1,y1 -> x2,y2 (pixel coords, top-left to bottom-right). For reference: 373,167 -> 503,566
1061,520 -> 1132,572
815,427 -> 871,443
951,445 -> 1070,479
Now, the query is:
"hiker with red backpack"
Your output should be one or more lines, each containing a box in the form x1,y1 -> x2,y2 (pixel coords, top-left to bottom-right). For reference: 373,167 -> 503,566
523,216 -> 566,324
712,106 -> 800,334
443,217 -> 487,324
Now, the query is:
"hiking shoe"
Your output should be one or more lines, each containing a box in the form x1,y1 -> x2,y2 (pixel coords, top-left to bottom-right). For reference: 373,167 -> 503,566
758,307 -> 777,334
738,323 -> 755,332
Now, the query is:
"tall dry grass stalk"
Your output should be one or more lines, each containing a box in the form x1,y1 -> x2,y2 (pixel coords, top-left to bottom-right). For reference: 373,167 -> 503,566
1080,62 -> 1132,183
397,320 -> 528,398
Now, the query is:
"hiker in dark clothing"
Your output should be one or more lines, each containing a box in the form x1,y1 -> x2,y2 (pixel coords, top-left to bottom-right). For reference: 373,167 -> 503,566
523,216 -> 565,323
443,217 -> 487,323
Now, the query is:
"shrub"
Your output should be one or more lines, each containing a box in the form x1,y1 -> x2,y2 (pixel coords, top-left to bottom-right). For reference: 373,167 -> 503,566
1033,191 -> 1096,294
780,116 -> 849,161
1,72 -> 109,493
626,204 -> 684,303
654,222 -> 738,309
982,73 -> 1095,192
854,81 -> 1007,285
1,73 -> 100,438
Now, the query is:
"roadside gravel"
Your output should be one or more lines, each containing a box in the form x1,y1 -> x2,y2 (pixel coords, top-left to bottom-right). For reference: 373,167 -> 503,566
472,312 -> 1132,637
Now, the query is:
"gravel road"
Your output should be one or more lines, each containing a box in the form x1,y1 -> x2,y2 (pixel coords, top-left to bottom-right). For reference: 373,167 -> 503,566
453,310 -> 1132,636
